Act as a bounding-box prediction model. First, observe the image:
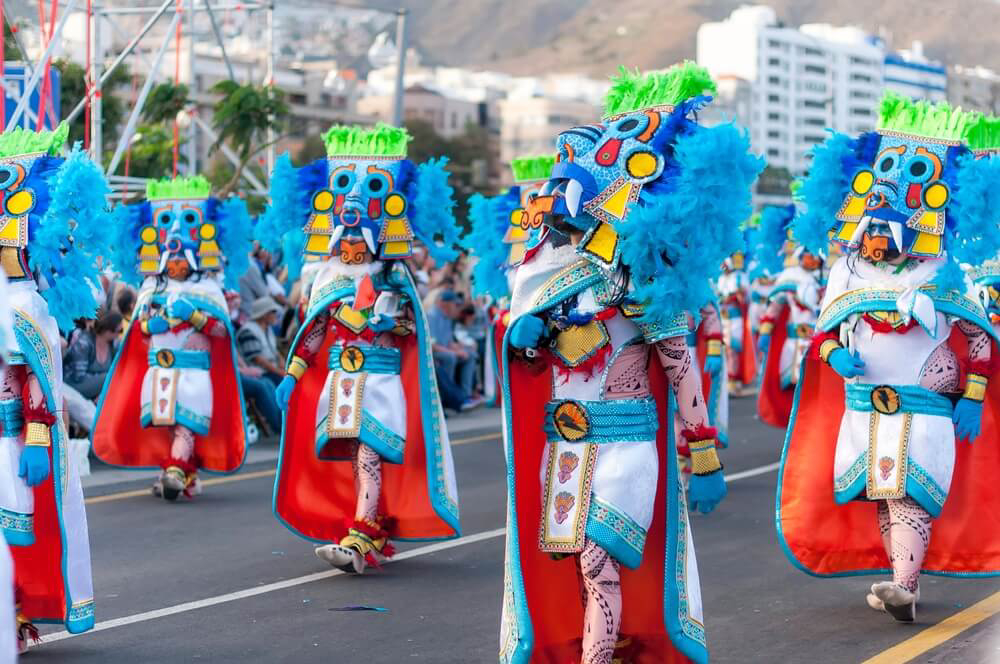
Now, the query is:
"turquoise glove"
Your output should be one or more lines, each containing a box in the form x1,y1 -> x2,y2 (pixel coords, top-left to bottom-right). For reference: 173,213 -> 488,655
275,375 -> 297,411
367,314 -> 396,334
509,315 -> 545,349
703,355 -> 722,375
169,298 -> 196,321
953,398 -> 983,443
19,445 -> 51,487
146,315 -> 170,335
688,470 -> 727,514
829,348 -> 866,379
757,333 -> 770,356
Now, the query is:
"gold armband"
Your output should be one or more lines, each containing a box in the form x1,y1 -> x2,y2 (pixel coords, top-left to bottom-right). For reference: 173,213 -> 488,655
758,321 -> 774,335
689,438 -> 722,475
706,339 -> 723,356
286,356 -> 309,381
964,372 -> 988,402
24,422 -> 51,447
189,310 -> 208,330
819,339 -> 843,364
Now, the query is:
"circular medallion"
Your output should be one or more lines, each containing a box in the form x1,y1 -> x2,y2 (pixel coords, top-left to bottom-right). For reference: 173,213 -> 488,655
552,400 -> 590,442
156,349 -> 176,368
797,323 -> 812,338
871,385 -> 901,415
339,346 -> 366,373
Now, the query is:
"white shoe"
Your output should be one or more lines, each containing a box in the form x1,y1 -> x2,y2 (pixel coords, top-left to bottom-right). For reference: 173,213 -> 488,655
867,584 -> 920,612
315,544 -> 366,574
871,581 -> 917,622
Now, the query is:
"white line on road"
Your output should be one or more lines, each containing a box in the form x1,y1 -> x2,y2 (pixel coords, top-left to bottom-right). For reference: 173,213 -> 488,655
48,460 -> 780,643
42,527 -> 507,644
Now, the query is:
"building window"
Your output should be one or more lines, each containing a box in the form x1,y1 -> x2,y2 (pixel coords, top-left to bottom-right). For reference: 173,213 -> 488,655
851,107 -> 872,116
768,94 -> 780,103
804,64 -> 826,75
851,73 -> 872,83
768,112 -> 781,121
767,148 -> 781,157
450,112 -> 458,129
802,135 -> 826,143
289,93 -> 307,105
767,39 -> 781,48
803,99 -> 826,109
767,75 -> 781,85
850,90 -> 871,99
767,130 -> 781,138
803,47 -> 822,56
803,81 -> 827,92
803,117 -> 825,126
768,57 -> 781,66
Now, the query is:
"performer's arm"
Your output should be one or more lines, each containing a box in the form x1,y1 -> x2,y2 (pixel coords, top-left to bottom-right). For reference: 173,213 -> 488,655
275,311 -> 329,410
699,304 -> 723,372
654,335 -> 726,512
19,368 -> 54,486
954,319 -> 992,442
169,298 -> 227,338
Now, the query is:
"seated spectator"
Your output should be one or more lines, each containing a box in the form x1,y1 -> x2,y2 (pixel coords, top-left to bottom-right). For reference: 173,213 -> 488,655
116,287 -> 136,337
427,290 -> 482,411
240,246 -> 287,323
237,296 -> 286,385
64,309 -> 121,401
236,354 -> 282,437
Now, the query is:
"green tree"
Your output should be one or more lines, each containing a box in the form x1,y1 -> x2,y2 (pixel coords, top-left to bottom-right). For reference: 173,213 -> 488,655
142,82 -> 189,124
126,123 -> 186,179
209,81 -> 289,197
293,134 -> 327,166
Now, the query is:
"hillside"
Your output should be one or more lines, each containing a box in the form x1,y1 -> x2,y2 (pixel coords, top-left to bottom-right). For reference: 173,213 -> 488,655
339,0 -> 1000,77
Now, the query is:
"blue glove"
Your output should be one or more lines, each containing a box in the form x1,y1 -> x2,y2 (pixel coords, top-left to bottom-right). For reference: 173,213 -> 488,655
509,315 -> 545,349
953,398 -> 983,443
703,354 -> 722,375
367,314 -> 396,334
18,445 -> 50,487
688,470 -> 727,514
169,298 -> 196,321
828,348 -> 865,379
275,375 -> 297,411
757,333 -> 770,356
146,315 -> 170,335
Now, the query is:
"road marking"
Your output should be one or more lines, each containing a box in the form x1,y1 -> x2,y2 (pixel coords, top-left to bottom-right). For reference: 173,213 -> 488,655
725,461 -> 780,482
861,590 -> 1000,664
84,431 -> 502,506
41,527 -> 507,644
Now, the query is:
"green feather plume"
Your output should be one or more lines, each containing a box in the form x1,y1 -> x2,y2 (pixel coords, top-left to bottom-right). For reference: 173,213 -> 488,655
0,122 -> 68,158
876,91 -> 982,142
323,123 -> 410,157
603,61 -> 716,118
965,114 -> 1000,153
146,175 -> 212,200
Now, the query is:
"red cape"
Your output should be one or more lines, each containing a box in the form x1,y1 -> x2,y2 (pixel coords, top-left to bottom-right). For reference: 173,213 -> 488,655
756,306 -> 793,428
505,353 -> 696,663
93,319 -> 246,473
777,328 -> 1000,576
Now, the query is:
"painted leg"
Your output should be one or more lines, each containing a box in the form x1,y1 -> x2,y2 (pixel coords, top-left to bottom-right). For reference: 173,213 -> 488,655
872,497 -> 931,622
579,539 -> 622,664
316,444 -> 393,574
867,501 -> 893,612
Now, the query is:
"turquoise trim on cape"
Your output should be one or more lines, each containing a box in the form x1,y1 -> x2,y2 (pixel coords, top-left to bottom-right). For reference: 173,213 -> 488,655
272,263 -> 459,543
315,411 -> 405,465
776,356 -> 1000,579
92,281 -> 248,475
1,507 -> 33,546
584,496 -> 646,570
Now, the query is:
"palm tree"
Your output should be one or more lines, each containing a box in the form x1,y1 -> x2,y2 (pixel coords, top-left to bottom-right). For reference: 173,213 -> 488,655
209,81 -> 289,197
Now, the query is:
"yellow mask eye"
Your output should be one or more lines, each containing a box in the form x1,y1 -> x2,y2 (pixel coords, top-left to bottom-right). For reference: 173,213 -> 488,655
140,226 -> 157,243
851,170 -> 874,195
313,190 -> 334,212
626,151 -> 658,179
5,189 -> 34,216
199,223 -> 217,240
384,193 -> 406,217
922,182 -> 948,210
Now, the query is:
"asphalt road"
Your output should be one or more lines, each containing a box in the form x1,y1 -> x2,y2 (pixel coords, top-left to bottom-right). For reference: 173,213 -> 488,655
34,397 -> 1000,663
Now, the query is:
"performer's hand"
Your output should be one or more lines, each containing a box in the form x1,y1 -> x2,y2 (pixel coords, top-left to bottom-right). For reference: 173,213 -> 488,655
18,445 -> 51,487
829,348 -> 865,379
367,314 -> 396,334
953,398 -> 983,443
275,375 -> 297,411
169,298 -> 196,321
509,315 -> 544,349
688,470 -> 727,514
756,333 -> 770,356
146,315 -> 170,335
703,355 -> 722,375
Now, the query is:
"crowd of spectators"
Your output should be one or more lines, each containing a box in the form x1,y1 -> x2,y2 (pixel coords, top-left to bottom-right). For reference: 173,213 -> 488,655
58,242 -> 491,464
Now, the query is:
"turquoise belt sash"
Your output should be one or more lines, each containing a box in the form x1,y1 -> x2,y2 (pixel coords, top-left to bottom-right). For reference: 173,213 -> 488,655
786,322 -> 814,339
845,383 -> 954,418
544,397 -> 658,444
328,344 -> 401,374
148,348 -> 212,370
0,398 -> 24,438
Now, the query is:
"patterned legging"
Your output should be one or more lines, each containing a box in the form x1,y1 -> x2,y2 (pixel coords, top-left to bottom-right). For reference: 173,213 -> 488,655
577,539 -> 622,664
877,497 -> 932,593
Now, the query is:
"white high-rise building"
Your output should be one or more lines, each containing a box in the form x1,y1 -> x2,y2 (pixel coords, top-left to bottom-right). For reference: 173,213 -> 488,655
884,41 -> 947,102
697,5 -> 884,175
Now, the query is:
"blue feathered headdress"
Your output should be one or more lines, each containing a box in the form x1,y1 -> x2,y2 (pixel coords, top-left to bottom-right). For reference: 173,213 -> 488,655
27,146 -> 112,331
464,188 -> 519,301
750,204 -> 796,277
618,120 -> 764,324
405,156 -> 459,263
214,197 -> 254,289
